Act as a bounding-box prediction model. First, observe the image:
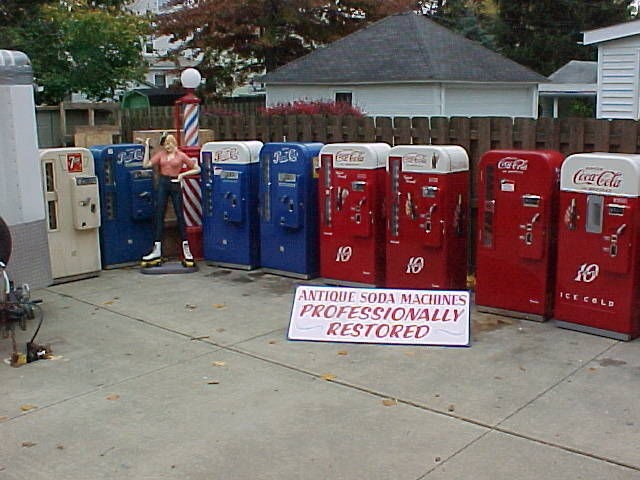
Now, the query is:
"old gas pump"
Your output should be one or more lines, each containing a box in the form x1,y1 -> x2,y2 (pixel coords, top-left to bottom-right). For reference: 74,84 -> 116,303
200,141 -> 262,269
554,153 -> 640,340
318,143 -> 390,287
40,148 -> 101,282
475,149 -> 564,321
259,142 -> 323,278
91,144 -> 154,268
385,145 -> 469,290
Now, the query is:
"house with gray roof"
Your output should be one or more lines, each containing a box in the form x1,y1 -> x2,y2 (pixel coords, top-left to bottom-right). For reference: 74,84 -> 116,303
538,60 -> 597,118
262,12 -> 547,118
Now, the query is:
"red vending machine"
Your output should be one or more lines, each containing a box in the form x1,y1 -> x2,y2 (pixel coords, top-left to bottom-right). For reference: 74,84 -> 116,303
385,145 -> 469,290
475,149 -> 565,321
319,143 -> 391,286
554,153 -> 640,340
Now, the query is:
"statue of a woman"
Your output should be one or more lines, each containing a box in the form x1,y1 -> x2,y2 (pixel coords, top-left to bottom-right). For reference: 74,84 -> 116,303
141,134 -> 201,267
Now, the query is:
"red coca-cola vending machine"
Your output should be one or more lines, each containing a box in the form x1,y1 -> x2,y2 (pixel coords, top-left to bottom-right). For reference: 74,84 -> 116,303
318,143 -> 391,286
385,145 -> 469,290
475,149 -> 565,321
554,153 -> 640,340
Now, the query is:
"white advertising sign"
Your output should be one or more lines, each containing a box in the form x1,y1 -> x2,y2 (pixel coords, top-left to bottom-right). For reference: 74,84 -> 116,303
289,286 -> 470,347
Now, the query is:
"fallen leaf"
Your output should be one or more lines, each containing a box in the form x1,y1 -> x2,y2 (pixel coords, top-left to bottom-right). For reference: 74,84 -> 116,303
519,366 -> 527,372
106,394 -> 120,401
268,340 -> 277,345
20,404 -> 37,412
337,350 -> 348,356
21,441 -> 37,448
0,416 -> 8,422
382,398 -> 397,407
207,381 -> 220,385
216,328 -> 226,333
588,367 -> 598,372
212,303 -> 226,309
404,351 -> 416,357
103,300 -> 114,306
56,445 -> 64,450
320,373 -> 336,381
212,361 -> 227,367
447,404 -> 455,412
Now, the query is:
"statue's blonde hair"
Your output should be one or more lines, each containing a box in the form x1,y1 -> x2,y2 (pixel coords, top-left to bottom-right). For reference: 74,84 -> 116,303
163,134 -> 178,147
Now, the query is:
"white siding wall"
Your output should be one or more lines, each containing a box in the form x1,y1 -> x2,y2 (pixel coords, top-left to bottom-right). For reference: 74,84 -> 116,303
266,84 -> 443,116
266,83 -> 537,117
444,84 -> 537,118
597,36 -> 640,120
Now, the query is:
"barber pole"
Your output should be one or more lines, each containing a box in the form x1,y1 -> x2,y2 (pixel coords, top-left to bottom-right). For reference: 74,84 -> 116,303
183,103 -> 199,147
175,68 -> 204,259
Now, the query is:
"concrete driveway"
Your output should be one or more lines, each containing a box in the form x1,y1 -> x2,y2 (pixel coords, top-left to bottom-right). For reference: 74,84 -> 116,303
1,265 -> 638,479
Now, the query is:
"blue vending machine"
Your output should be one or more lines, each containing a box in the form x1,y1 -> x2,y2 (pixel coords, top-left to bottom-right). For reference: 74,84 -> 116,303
259,142 -> 324,279
200,141 -> 262,269
91,144 -> 155,268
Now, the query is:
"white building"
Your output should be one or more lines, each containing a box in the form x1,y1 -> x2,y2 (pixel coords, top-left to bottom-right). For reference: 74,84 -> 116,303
583,20 -> 640,120
129,0 -> 199,88
262,12 -> 546,118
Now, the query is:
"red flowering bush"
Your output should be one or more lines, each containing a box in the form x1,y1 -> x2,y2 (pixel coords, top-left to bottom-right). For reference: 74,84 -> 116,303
260,100 -> 365,117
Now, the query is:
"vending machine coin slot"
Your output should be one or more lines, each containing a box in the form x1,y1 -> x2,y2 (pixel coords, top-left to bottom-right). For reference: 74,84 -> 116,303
607,204 -> 626,216
522,194 -> 541,207
276,172 -> 301,229
70,176 -> 100,230
422,186 -> 438,198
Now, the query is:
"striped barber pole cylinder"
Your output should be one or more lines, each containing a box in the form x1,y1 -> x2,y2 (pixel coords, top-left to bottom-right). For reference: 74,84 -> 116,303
183,103 -> 199,147
179,146 -> 203,259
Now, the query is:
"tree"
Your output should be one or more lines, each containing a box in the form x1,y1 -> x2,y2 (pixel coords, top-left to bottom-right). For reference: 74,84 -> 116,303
3,2 -> 150,103
426,0 -> 497,48
494,0 -> 633,76
156,0 -> 418,96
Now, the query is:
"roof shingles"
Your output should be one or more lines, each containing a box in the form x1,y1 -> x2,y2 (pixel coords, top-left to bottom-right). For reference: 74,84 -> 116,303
263,12 -> 546,84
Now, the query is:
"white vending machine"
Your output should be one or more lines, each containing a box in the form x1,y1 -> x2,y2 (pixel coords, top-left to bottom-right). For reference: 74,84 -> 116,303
40,148 -> 101,282
0,50 -> 52,288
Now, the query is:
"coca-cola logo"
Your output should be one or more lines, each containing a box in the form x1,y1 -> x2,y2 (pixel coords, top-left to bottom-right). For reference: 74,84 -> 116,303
335,150 -> 365,164
572,168 -> 622,189
403,153 -> 428,166
497,157 -> 528,171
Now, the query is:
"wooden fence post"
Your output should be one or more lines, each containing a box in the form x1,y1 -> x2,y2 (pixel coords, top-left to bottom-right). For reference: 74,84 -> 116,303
411,117 -> 429,145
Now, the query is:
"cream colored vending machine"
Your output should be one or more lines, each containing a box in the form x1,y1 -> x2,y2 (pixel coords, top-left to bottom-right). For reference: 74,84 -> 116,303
40,148 -> 101,282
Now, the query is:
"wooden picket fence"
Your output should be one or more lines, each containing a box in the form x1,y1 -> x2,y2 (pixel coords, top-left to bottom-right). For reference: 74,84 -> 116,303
121,110 -> 640,270
122,110 -> 640,198
123,109 -> 640,157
